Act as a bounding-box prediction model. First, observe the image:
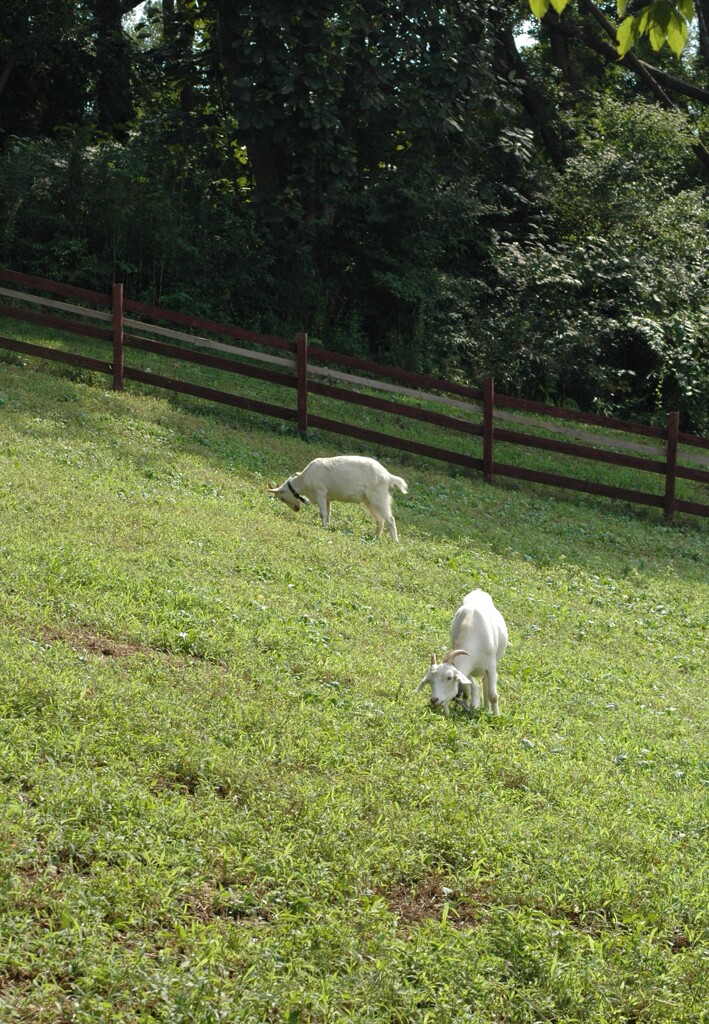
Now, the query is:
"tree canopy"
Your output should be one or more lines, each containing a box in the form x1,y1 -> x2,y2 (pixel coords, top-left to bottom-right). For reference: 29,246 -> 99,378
1,0 -> 708,429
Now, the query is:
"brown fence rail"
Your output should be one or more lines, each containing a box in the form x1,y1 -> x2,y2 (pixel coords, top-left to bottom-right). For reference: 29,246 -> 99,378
1,267 -> 708,521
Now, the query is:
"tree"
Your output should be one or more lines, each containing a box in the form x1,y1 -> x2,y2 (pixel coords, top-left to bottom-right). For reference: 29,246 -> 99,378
0,0 -> 144,143
2,0 -> 708,424
524,0 -> 709,172
528,0 -> 695,58
94,0 -> 137,139
461,96 -> 709,429
0,1 -> 92,142
209,1 -> 499,225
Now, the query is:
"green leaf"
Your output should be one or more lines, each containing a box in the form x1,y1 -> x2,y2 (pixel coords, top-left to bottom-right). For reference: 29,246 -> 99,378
617,0 -> 629,16
647,19 -> 666,50
636,6 -> 655,33
666,10 -> 688,56
645,0 -> 674,52
549,0 -> 572,14
677,0 -> 694,19
528,0 -> 551,19
653,0 -> 674,32
616,16 -> 638,57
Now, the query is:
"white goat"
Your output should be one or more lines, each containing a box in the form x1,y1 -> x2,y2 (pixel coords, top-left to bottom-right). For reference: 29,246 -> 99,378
416,589 -> 508,716
268,455 -> 408,541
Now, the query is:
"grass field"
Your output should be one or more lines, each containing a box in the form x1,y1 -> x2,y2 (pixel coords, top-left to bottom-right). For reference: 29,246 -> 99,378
1,355 -> 708,1023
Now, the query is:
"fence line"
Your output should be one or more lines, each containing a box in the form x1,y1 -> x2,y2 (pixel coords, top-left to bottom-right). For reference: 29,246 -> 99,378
124,318 -> 296,369
0,285 -> 113,322
8,278 -> 709,462
1,266 -> 708,521
492,413 -> 708,466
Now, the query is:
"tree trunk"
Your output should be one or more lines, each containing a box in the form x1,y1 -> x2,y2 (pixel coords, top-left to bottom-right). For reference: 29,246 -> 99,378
213,0 -> 287,198
0,0 -> 37,102
0,52 -> 18,101
546,10 -> 582,92
94,0 -> 135,139
491,14 -> 571,170
696,0 -> 709,67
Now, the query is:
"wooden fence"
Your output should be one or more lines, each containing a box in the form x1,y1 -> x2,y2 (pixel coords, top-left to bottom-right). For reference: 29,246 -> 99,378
1,267 -> 709,521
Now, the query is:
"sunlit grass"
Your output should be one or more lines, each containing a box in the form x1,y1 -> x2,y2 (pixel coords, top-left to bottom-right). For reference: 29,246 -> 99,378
0,353 -> 708,1023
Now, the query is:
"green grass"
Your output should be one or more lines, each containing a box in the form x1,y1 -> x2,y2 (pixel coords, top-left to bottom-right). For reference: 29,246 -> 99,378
1,355 -> 708,1023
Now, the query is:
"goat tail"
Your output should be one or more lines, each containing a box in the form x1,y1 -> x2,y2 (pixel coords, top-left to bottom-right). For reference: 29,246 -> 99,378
389,474 -> 408,494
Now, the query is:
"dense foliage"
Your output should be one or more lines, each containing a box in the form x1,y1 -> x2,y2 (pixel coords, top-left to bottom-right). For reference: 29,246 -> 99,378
1,0 -> 709,428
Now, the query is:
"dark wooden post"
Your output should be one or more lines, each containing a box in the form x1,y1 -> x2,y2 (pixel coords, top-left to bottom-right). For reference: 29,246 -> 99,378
296,331 -> 308,435
483,375 -> 495,483
112,282 -> 124,391
664,410 -> 679,521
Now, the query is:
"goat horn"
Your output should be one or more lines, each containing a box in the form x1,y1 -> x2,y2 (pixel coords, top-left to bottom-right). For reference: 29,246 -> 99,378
443,649 -> 470,664
430,652 -> 437,666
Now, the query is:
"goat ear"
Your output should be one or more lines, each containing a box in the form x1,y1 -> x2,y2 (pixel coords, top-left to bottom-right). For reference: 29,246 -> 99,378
415,677 -> 429,692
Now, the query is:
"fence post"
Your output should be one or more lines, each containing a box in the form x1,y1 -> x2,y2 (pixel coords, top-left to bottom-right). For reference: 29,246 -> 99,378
112,282 -> 124,391
296,331 -> 308,435
483,376 -> 495,483
664,410 -> 679,521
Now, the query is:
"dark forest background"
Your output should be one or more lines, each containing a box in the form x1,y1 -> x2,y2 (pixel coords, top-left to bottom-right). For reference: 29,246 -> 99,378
2,1 -> 709,430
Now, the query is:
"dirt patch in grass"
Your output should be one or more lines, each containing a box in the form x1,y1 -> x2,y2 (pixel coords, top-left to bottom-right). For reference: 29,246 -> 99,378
385,873 -> 491,928
178,880 -> 275,926
41,624 -> 153,659
38,623 -> 228,666
668,928 -> 693,953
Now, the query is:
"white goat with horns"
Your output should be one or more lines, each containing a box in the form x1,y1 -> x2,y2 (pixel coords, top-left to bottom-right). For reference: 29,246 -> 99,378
416,589 -> 508,717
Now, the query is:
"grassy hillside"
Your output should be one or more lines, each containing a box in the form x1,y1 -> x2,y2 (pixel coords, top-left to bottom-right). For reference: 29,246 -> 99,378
1,359 -> 708,1023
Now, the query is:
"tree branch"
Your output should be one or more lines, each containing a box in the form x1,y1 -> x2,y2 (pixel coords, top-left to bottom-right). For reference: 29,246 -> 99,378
490,11 -> 571,170
576,0 -> 709,172
553,7 -> 709,103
